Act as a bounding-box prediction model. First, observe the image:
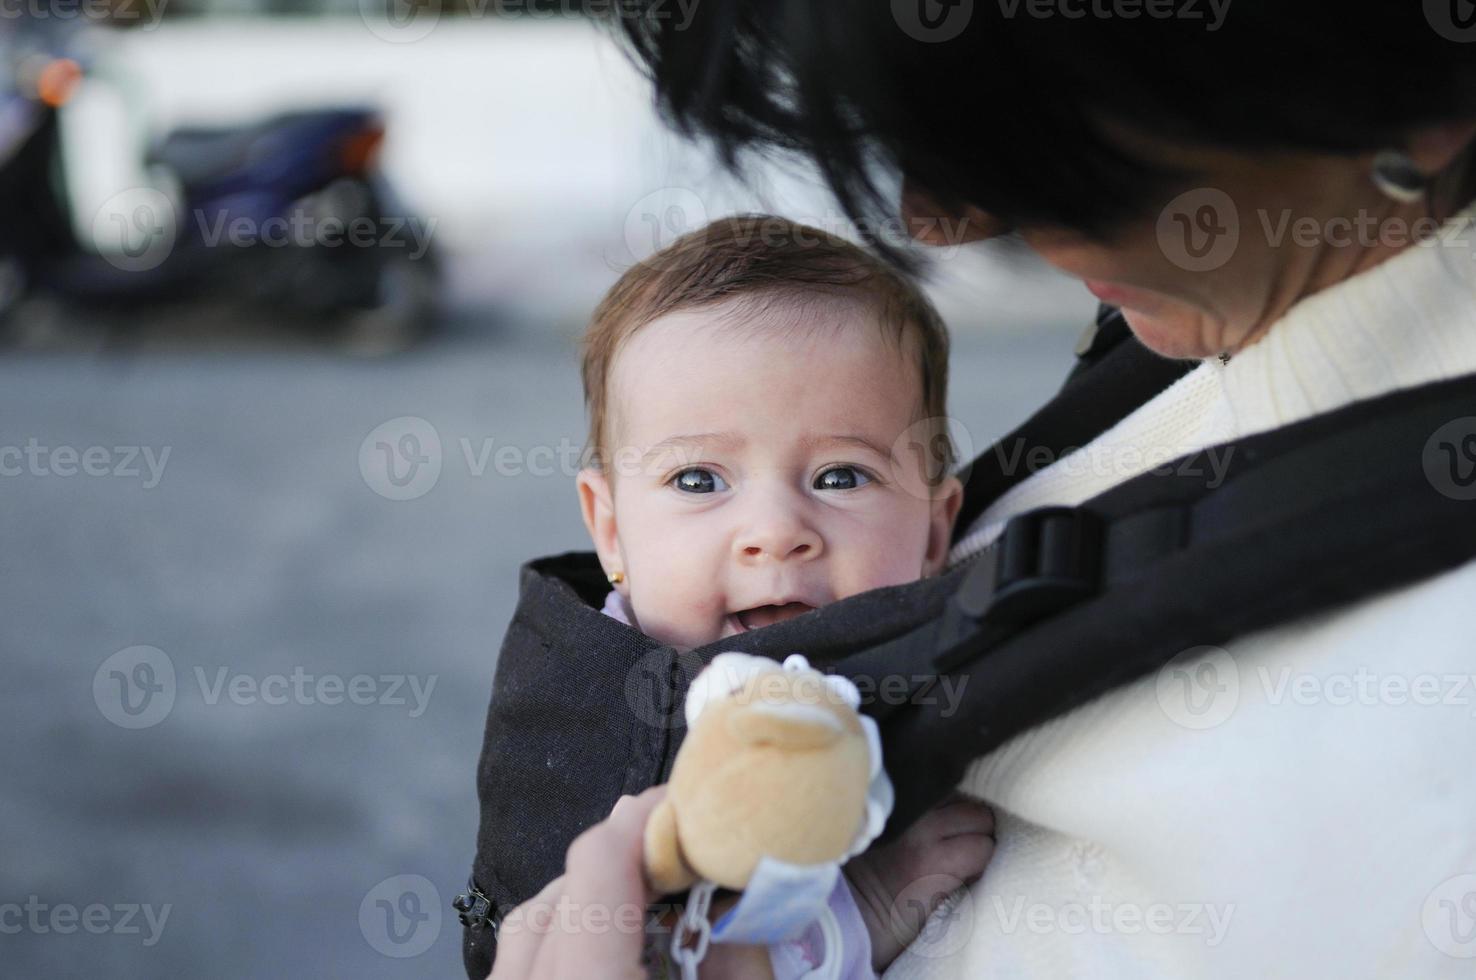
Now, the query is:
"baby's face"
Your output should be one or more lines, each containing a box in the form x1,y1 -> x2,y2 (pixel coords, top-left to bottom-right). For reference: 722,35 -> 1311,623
578,300 -> 963,653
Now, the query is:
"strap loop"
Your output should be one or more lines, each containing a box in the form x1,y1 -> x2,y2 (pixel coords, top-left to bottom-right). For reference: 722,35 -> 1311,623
956,506 -> 1103,624
452,879 -> 499,936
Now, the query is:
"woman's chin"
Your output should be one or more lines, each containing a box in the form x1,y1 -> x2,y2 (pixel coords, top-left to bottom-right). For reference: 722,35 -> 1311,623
1119,306 -> 1222,361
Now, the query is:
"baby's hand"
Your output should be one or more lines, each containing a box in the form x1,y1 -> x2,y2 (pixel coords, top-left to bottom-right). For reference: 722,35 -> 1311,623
842,795 -> 995,972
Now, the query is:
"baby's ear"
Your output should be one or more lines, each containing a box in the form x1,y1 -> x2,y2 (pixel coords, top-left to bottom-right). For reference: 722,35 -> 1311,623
576,467 -> 624,585
923,474 -> 964,576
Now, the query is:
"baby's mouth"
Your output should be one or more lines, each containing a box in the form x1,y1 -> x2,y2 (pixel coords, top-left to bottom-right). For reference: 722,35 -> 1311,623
731,602 -> 816,632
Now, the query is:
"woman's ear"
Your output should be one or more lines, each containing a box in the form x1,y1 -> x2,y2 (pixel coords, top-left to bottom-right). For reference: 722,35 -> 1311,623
577,467 -> 624,588
1405,118 -> 1476,175
923,474 -> 965,576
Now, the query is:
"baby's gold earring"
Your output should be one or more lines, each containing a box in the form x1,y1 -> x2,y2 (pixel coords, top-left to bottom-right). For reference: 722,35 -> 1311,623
607,570 -> 625,585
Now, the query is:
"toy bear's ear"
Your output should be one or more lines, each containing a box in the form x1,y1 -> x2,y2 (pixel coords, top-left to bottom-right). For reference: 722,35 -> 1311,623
725,702 -> 845,750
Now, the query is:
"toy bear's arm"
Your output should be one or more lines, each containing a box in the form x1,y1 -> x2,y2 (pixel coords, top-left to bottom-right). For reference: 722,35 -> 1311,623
643,796 -> 698,894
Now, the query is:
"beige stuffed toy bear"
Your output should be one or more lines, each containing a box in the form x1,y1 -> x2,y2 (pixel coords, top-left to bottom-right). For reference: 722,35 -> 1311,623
643,653 -> 886,894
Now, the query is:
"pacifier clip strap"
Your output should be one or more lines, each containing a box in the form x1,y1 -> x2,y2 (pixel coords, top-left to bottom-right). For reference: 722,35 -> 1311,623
669,877 -> 846,980
671,880 -> 717,980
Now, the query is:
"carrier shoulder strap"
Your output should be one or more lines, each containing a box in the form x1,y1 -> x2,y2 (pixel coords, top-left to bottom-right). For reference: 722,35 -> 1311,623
839,369 -> 1476,833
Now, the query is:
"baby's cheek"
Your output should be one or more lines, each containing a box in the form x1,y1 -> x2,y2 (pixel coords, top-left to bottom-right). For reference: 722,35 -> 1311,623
625,551 -> 726,650
630,595 -> 722,651
835,522 -> 935,593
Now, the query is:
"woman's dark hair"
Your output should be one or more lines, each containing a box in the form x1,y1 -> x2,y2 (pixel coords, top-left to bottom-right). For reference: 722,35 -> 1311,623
607,2 -> 1476,256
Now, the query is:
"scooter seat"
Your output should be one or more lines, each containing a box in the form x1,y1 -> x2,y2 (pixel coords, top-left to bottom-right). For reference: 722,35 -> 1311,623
148,109 -> 378,190
149,125 -> 261,188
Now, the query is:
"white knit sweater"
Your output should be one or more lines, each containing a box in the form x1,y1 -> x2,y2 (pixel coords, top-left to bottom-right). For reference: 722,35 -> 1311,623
892,209 -> 1476,979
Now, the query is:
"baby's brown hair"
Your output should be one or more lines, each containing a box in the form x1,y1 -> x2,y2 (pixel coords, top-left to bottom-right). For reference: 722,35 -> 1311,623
581,214 -> 954,486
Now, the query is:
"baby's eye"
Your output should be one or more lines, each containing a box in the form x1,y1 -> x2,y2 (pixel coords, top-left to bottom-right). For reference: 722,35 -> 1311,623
670,468 -> 729,494
814,466 -> 871,491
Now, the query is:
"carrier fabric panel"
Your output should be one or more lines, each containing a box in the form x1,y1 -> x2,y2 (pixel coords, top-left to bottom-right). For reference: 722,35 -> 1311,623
466,551 -> 670,973
463,549 -> 963,977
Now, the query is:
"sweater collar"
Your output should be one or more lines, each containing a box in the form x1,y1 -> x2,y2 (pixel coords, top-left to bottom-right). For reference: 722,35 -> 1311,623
1219,201 -> 1476,436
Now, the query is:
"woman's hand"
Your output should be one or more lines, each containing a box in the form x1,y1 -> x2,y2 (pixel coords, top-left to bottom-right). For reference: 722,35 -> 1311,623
490,786 -> 666,980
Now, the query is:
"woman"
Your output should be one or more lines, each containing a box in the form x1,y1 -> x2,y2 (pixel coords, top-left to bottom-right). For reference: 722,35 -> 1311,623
490,5 -> 1476,976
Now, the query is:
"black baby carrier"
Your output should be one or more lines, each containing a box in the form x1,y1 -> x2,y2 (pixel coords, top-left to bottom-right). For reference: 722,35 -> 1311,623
458,306 -> 1476,978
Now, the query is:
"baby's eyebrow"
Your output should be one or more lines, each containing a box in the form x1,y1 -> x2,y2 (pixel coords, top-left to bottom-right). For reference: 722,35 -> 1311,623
641,432 -> 745,463
807,434 -> 892,459
640,431 -> 891,463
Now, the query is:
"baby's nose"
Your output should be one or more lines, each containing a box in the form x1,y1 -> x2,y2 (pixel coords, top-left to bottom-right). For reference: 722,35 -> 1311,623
733,516 -> 823,564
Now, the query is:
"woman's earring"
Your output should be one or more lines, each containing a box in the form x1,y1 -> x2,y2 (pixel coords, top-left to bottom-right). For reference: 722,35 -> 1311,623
607,570 -> 624,585
1371,149 -> 1428,204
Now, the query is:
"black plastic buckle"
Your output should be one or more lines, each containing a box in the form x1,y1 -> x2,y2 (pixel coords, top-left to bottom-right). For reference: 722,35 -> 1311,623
957,506 -> 1103,626
453,880 -> 498,935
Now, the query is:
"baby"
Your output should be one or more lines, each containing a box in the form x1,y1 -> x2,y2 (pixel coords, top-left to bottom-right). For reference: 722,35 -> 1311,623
573,215 -> 995,976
